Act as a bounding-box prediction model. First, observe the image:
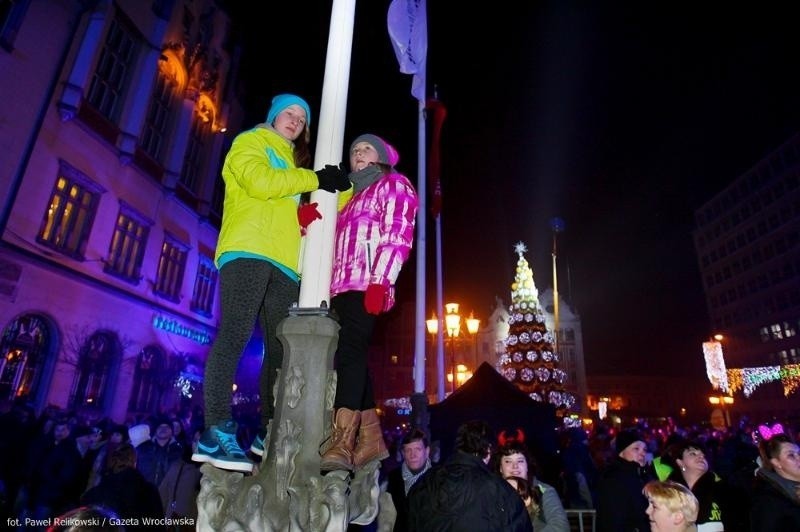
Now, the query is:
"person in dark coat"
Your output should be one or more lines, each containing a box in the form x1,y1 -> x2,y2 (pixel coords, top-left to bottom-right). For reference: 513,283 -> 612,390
158,428 -> 202,528
13,417 -> 83,530
407,420 -> 532,532
595,428 -> 655,532
665,439 -> 745,532
81,442 -> 165,527
0,400 -> 36,521
560,427 -> 599,510
385,428 -> 432,531
749,433 -> 800,531
136,417 -> 182,487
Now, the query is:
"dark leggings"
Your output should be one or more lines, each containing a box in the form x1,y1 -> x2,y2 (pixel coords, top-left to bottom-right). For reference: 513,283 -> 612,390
203,259 -> 298,427
331,291 -> 377,411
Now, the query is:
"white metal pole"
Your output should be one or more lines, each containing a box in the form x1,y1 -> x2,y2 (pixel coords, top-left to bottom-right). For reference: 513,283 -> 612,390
298,0 -> 356,309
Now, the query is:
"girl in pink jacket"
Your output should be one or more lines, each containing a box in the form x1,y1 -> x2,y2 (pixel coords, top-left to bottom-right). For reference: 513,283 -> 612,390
321,134 -> 418,472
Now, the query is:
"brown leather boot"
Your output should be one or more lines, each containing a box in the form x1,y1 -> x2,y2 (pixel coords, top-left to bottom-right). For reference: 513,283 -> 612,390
352,408 -> 389,469
320,408 -> 361,471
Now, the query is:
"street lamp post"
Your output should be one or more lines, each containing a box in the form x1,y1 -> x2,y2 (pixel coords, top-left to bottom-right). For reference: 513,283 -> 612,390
427,303 -> 479,397
466,311 -> 480,366
426,312 -> 444,401
444,303 -> 461,394
708,393 -> 734,428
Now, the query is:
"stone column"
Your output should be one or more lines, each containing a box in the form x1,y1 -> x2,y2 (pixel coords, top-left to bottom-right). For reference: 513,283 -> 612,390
196,311 -> 383,531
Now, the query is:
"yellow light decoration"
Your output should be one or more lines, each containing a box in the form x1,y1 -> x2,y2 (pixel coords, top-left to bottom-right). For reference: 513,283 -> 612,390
781,364 -> 800,397
726,369 -> 744,394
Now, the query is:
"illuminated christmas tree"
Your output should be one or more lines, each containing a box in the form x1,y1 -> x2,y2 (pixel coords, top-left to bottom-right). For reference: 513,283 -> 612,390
499,242 -> 575,410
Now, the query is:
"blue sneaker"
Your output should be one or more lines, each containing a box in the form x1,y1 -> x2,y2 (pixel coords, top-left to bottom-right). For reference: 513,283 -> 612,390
191,420 -> 253,473
249,425 -> 269,457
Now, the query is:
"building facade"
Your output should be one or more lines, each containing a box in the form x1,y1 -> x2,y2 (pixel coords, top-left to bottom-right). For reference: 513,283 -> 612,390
585,374 -> 710,425
693,132 -> 800,420
0,0 -> 243,423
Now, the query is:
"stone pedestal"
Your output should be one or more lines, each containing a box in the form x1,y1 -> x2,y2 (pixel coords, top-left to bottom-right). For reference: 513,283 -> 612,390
195,311 -> 383,531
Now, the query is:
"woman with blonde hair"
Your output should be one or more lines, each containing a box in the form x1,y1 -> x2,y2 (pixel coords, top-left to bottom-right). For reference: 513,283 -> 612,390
643,480 -> 699,532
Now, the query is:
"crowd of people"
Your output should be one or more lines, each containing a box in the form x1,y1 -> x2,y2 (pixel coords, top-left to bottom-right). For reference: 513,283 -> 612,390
378,416 -> 800,531
0,401 -> 202,531
0,398 -> 799,531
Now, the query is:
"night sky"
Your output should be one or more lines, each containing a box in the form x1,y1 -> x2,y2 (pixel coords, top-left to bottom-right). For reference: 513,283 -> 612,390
224,2 -> 800,377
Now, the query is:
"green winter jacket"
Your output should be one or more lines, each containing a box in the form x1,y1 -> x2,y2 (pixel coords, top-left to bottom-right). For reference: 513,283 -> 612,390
215,125 -> 318,275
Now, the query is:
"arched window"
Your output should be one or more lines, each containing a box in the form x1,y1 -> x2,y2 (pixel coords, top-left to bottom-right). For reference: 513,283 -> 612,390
70,330 -> 119,412
128,344 -> 165,413
0,314 -> 51,405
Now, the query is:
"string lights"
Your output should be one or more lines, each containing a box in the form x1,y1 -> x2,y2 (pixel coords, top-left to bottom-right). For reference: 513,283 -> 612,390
705,340 -> 800,398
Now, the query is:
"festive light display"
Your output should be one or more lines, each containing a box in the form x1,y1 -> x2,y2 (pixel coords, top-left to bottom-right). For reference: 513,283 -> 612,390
384,396 -> 412,415
499,242 -> 575,410
783,364 -> 800,396
174,370 -> 203,398
702,341 -> 729,392
175,375 -> 196,398
704,341 -> 800,398
722,365 -> 800,397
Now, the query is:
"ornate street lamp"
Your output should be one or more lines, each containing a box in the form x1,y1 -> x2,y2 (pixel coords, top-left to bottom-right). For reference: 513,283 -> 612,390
427,303 -> 479,395
708,393 -> 734,427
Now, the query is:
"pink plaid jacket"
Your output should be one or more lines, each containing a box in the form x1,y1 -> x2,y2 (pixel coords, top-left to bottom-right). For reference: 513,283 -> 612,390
330,172 -> 418,311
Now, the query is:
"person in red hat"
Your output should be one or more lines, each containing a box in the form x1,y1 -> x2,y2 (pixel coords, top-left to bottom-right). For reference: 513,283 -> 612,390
320,134 -> 418,472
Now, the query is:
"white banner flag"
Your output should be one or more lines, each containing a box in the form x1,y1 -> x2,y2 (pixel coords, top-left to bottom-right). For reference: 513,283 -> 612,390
387,0 -> 427,102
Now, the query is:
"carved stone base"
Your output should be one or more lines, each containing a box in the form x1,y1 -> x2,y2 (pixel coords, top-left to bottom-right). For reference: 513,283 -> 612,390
195,313 -> 384,531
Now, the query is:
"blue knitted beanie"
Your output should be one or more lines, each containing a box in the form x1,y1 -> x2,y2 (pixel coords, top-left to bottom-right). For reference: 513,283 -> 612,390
266,93 -> 311,126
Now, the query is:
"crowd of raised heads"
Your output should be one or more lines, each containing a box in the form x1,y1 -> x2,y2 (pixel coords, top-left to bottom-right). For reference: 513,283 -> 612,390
0,400 -> 211,532
386,415 -> 800,531
1,397 -> 798,530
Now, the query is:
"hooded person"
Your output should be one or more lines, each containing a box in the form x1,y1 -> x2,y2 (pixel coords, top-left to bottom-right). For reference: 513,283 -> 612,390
319,134 -> 419,472
128,423 -> 151,448
596,428 -> 655,532
193,93 -> 352,473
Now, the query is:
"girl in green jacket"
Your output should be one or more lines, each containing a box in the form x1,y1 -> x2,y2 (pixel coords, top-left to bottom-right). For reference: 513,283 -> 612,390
192,93 -> 350,472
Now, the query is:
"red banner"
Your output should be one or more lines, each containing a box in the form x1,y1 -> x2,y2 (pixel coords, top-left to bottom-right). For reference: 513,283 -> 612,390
426,98 -> 446,218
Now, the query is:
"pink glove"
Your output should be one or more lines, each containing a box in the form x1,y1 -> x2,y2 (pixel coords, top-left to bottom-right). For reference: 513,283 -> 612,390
298,202 -> 322,235
364,284 -> 388,315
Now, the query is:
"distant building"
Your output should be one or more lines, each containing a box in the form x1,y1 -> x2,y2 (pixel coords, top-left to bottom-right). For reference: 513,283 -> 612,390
371,287 -> 589,418
585,374 -> 709,425
693,132 -> 800,420
0,1 -> 243,421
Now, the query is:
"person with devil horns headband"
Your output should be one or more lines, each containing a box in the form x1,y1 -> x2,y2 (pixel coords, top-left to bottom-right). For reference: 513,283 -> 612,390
490,429 -> 570,531
408,420 -> 532,531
